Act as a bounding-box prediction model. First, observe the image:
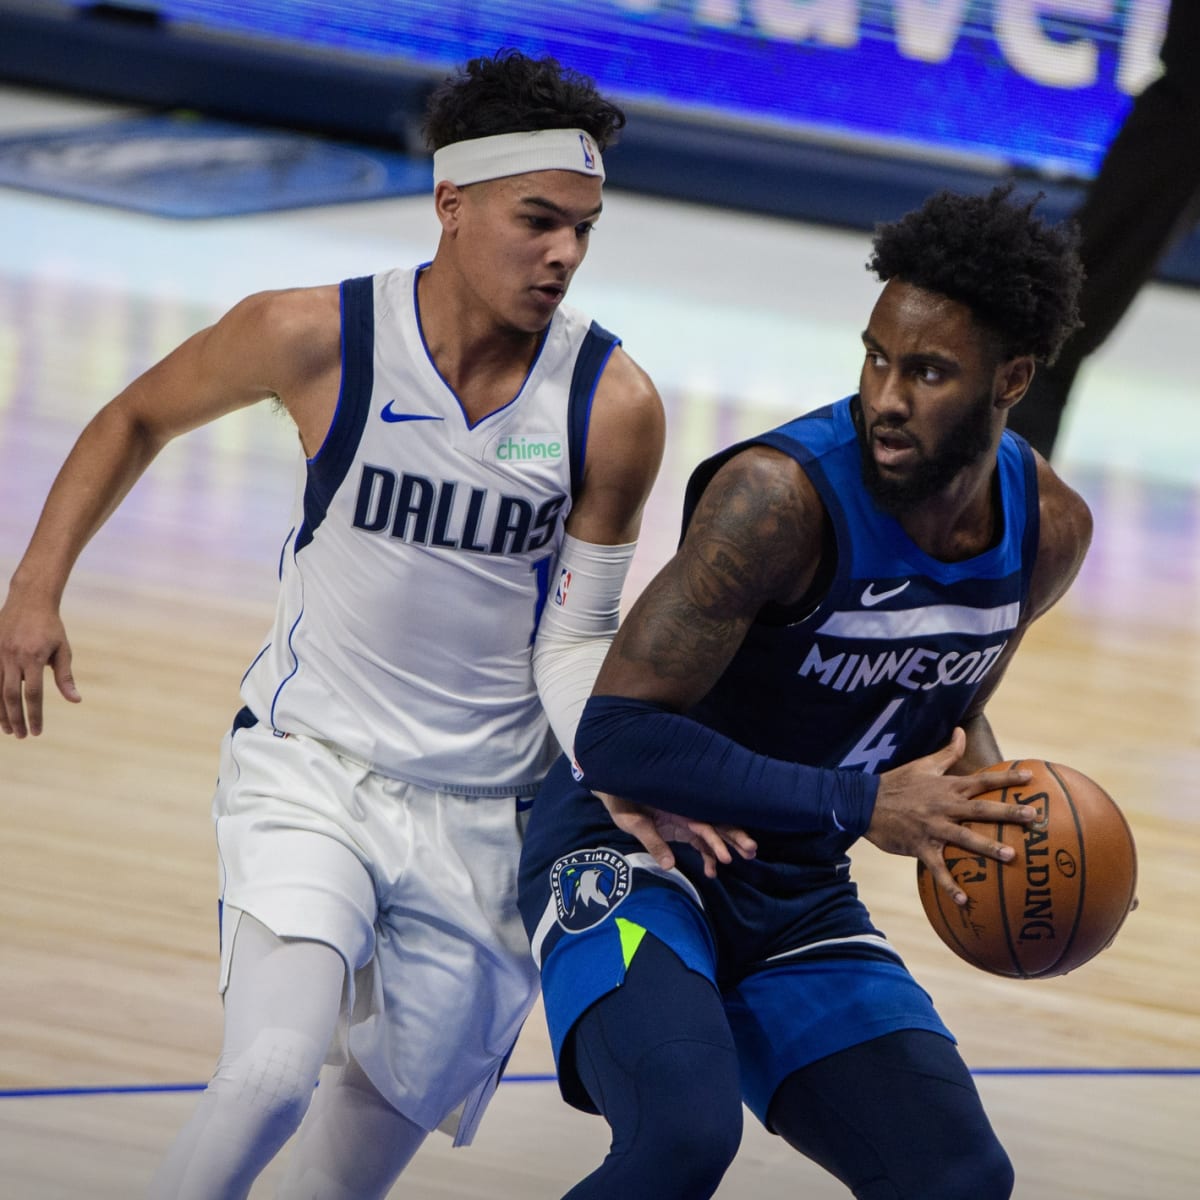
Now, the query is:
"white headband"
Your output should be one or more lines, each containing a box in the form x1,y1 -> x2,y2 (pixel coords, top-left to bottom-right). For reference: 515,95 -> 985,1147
433,128 -> 605,186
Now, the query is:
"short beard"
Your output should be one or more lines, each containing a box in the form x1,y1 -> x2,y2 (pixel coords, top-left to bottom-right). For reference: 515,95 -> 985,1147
856,390 -> 994,516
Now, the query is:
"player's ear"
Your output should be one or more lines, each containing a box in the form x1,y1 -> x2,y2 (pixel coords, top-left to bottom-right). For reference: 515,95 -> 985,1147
995,355 -> 1034,411
434,180 -> 464,232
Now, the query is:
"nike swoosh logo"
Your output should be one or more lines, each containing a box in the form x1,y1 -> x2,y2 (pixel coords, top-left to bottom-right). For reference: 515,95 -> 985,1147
860,580 -> 910,607
380,401 -> 444,423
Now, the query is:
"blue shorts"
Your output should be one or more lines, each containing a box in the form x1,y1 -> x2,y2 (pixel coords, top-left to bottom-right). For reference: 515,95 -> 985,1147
518,758 -> 954,1124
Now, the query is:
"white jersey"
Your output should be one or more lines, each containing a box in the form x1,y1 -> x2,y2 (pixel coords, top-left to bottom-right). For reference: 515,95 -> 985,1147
240,266 -> 620,793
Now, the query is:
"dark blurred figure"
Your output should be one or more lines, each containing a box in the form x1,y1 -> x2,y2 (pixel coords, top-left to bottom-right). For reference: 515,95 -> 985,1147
1009,2 -> 1200,457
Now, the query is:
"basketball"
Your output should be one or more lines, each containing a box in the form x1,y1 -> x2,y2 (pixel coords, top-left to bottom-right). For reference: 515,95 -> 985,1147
916,761 -> 1137,979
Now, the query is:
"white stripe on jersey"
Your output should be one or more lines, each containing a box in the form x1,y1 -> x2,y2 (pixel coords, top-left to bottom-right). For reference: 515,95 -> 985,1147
815,601 -> 1021,640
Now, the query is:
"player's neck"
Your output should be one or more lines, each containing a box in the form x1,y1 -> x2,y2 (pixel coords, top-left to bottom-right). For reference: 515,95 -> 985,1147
416,262 -> 545,410
895,461 -> 1001,562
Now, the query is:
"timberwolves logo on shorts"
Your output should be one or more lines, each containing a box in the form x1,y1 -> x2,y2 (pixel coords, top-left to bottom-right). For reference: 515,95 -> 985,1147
550,848 -> 631,932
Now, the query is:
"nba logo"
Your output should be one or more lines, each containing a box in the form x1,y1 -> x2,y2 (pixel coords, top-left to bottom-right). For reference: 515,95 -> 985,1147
579,134 -> 596,171
554,568 -> 572,606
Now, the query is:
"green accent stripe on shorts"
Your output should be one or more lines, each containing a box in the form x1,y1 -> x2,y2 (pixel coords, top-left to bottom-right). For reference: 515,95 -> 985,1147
615,917 -> 647,968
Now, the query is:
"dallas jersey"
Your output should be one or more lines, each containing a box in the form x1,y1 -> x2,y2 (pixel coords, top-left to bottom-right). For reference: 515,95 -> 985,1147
240,267 -> 619,793
683,395 -> 1039,863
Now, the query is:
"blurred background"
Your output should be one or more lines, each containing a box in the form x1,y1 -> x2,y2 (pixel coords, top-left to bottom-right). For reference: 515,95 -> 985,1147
0,1 -> 1193,271
0,3 -> 1197,1197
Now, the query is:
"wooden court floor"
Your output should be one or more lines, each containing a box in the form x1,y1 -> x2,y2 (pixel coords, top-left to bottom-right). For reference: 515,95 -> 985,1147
1,85 -> 1198,1198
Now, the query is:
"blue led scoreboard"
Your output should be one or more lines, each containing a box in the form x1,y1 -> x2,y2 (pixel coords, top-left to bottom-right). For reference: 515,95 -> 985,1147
76,1 -> 1170,180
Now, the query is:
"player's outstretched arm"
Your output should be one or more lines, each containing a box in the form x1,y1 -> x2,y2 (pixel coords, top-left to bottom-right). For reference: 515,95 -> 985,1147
574,444 -> 823,859
0,286 -> 341,737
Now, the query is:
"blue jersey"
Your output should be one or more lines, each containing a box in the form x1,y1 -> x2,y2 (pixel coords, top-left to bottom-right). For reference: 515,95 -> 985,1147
681,396 -> 1038,861
519,396 -> 1041,988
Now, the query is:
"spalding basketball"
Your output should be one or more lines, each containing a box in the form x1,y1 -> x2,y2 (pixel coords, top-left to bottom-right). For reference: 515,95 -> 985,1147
916,761 -> 1137,979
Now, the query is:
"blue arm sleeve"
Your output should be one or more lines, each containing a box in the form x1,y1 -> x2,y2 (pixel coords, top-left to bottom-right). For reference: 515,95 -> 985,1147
574,693 -> 878,837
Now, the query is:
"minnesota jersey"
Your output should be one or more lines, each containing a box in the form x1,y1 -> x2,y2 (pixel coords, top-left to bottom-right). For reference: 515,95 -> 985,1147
240,267 -> 619,792
683,396 -> 1039,861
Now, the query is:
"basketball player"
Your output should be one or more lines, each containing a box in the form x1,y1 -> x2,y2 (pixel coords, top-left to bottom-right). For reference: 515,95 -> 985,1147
518,186 -> 1090,1199
0,52 -> 672,1199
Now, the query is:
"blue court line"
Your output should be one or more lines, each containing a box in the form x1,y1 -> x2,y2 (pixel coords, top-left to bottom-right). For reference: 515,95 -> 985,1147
1,1082 -> 208,1098
2,1068 -> 1199,1099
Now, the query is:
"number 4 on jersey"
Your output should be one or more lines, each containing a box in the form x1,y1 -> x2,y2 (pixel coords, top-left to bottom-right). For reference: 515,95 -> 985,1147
839,697 -> 905,772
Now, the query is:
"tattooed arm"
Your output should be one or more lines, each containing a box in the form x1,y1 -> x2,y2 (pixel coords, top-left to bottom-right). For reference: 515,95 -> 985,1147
573,447 -> 878,835
574,443 -> 1036,893
595,445 -> 824,708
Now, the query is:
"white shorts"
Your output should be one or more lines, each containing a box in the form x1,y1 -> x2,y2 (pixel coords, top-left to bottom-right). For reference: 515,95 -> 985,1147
211,717 -> 540,1144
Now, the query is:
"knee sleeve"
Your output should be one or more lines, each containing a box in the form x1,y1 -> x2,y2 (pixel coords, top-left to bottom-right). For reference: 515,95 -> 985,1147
211,914 -> 346,1139
576,1030 -> 742,1187
934,1134 -> 1014,1200
564,934 -> 742,1200
147,1025 -> 332,1200
768,1030 -> 1012,1200
207,1025 -> 328,1141
147,916 -> 347,1199
275,1055 -> 428,1200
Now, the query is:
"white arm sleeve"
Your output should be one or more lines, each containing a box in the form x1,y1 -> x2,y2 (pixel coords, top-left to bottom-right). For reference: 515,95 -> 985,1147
532,533 -> 637,760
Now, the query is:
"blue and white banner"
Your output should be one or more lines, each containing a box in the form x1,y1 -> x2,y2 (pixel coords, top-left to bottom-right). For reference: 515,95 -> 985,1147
93,1 -> 1169,178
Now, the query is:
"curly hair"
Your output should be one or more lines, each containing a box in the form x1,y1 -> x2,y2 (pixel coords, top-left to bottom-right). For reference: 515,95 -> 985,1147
422,49 -> 626,153
867,184 -> 1084,364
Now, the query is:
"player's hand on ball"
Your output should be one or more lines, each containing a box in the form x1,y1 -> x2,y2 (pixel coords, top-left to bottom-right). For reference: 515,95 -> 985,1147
916,758 -> 1138,977
867,728 -> 1036,905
